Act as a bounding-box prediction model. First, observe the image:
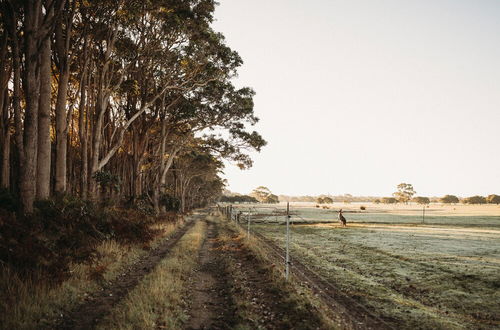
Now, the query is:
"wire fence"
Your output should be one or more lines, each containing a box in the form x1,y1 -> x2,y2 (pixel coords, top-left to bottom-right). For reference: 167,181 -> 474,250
215,203 -> 394,330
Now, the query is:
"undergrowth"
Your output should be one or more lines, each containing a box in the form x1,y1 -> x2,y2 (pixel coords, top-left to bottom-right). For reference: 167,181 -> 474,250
96,220 -> 206,329
0,194 -> 178,280
0,192 -> 182,329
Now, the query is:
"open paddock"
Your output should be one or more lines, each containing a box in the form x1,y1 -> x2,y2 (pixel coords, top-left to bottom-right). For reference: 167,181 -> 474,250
230,203 -> 500,328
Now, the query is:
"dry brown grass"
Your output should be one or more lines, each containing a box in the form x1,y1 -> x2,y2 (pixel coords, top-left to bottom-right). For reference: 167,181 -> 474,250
0,220 -> 181,329
95,220 -> 206,329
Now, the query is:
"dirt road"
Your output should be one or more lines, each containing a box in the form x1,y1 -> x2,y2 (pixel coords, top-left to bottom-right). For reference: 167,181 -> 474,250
54,212 -> 341,329
185,217 -> 326,329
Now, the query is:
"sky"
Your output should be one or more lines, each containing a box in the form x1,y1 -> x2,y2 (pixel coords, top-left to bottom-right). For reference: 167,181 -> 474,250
211,0 -> 500,197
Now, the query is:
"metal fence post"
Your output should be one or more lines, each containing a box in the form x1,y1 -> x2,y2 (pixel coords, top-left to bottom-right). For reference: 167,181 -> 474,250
285,202 -> 290,280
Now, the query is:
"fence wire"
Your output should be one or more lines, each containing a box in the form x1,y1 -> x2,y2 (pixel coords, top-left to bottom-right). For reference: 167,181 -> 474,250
215,203 -> 394,330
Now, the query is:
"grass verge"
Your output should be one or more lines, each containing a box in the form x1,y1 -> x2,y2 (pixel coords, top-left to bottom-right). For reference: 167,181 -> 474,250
95,220 -> 206,329
0,220 -> 181,329
221,216 -> 337,329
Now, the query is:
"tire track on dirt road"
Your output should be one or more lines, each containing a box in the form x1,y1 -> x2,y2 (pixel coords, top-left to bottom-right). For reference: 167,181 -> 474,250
249,229 -> 396,330
55,214 -> 202,330
185,219 -> 237,329
186,217 -> 329,329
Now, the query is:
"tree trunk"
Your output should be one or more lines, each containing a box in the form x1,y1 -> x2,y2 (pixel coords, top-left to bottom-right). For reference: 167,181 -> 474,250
8,12 -> 24,172
0,32 -> 10,189
19,2 -> 42,214
1,130 -> 9,188
53,3 -> 75,194
79,72 -> 88,199
0,89 -> 9,189
54,68 -> 70,193
90,91 -> 106,197
36,34 -> 52,199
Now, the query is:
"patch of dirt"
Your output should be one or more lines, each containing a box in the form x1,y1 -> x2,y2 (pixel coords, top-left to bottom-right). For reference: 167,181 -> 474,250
185,220 -> 237,329
55,218 -> 198,330
185,218 -> 329,329
221,225 -> 326,329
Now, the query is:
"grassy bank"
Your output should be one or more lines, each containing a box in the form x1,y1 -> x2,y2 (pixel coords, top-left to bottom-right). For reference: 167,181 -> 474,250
0,218 -> 182,329
95,220 -> 206,329
222,217 -> 336,329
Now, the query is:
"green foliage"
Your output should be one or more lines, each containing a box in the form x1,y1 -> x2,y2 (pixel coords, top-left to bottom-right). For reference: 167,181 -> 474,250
440,195 -> 459,204
393,183 -> 416,204
316,197 -> 333,204
160,194 -> 181,211
0,188 -> 20,212
413,196 -> 430,205
133,194 -> 155,216
219,195 -> 258,203
374,199 -> 381,204
323,197 -> 333,204
92,171 -> 121,192
250,186 -> 279,203
463,196 -> 487,204
0,195 -> 160,281
263,194 -> 279,204
250,186 -> 273,203
382,197 -> 398,204
486,194 -> 500,204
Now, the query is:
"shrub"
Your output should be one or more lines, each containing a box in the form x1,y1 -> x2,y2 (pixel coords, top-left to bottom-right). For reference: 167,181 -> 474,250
463,196 -> 487,204
160,194 -> 181,211
0,195 -> 160,282
0,188 -> 20,212
413,196 -> 430,205
360,206 -> 366,210
382,197 -> 398,204
219,195 -> 258,204
440,195 -> 459,204
92,170 -> 121,193
487,194 -> 500,204
133,194 -> 155,216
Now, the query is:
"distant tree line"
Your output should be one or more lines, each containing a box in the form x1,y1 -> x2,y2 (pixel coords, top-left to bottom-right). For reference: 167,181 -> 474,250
278,194 -> 378,203
374,194 -> 500,205
219,195 -> 258,204
316,197 -> 333,204
224,184 -> 500,206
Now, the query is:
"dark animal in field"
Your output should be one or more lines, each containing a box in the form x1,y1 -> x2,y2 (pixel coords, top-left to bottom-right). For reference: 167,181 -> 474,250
338,209 -> 346,227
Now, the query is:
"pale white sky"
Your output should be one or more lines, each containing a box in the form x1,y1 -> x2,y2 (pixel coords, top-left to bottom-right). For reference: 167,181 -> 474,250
212,0 -> 500,197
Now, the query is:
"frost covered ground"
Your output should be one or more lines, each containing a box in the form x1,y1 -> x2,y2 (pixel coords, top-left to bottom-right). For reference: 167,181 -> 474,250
231,203 -> 500,328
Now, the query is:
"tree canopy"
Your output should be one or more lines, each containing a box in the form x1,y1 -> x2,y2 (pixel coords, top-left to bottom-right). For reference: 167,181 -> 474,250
440,195 -> 460,204
0,0 -> 265,214
463,196 -> 487,205
486,194 -> 500,204
393,183 -> 416,204
382,197 -> 398,204
413,196 -> 430,205
250,186 -> 279,204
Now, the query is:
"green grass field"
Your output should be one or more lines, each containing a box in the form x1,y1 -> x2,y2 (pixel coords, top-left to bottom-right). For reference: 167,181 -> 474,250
232,203 -> 500,329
